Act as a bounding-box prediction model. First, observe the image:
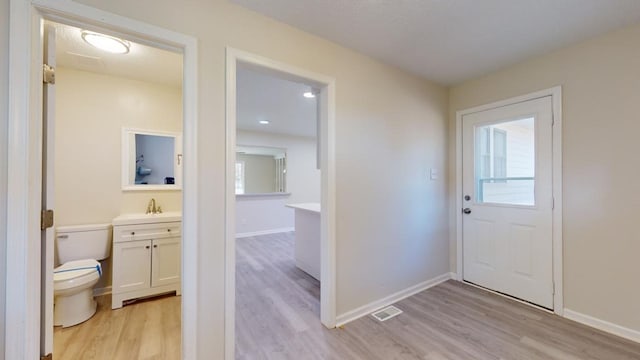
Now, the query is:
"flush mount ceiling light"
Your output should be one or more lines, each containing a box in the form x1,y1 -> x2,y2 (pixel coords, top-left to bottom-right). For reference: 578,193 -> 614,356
259,120 -> 270,125
81,30 -> 130,54
303,91 -> 316,98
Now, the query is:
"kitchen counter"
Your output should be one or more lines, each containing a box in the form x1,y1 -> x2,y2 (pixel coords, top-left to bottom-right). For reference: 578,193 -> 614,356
285,203 -> 320,213
286,203 -> 320,280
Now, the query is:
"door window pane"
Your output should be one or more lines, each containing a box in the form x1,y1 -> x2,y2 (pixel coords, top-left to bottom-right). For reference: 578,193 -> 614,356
475,117 -> 535,205
479,127 -> 491,180
493,129 -> 507,180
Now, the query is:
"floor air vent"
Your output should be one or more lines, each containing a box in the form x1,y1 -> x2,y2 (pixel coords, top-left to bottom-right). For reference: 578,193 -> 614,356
371,305 -> 403,322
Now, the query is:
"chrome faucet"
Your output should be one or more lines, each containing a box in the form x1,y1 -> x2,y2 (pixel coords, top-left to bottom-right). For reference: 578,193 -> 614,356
146,198 -> 162,214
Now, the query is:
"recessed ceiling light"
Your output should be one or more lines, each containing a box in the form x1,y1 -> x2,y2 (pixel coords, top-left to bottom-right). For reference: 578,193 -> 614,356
259,120 -> 270,125
303,91 -> 316,98
81,30 -> 130,54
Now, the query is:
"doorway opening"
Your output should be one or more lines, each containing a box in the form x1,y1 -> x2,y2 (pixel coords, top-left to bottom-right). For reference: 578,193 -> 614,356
42,20 -> 184,358
234,63 -> 321,357
6,1 -> 198,358
455,87 -> 563,315
225,49 -> 336,359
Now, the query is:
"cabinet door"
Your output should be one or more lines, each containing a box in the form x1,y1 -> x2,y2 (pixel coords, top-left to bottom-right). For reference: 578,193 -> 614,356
151,236 -> 181,287
113,240 -> 152,293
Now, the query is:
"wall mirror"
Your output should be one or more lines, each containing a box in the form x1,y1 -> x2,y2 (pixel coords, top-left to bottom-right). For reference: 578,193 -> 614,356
236,145 -> 287,195
122,128 -> 183,191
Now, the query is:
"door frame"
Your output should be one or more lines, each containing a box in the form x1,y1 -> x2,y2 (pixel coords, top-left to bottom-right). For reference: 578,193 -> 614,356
7,1 -> 199,358
225,48 -> 336,360
454,86 -> 563,315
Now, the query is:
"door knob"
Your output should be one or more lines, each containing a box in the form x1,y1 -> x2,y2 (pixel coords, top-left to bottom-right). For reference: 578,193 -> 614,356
462,208 -> 472,214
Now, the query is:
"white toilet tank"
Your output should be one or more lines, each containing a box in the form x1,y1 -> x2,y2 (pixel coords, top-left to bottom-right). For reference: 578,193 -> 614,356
56,224 -> 112,264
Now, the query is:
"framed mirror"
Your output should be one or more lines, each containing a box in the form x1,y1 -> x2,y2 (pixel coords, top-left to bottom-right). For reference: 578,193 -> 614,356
122,128 -> 183,191
236,145 -> 287,195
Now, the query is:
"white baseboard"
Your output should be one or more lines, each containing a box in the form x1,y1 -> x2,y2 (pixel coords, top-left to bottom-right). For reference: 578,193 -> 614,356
335,272 -> 453,327
93,286 -> 112,297
564,309 -> 640,343
235,227 -> 294,239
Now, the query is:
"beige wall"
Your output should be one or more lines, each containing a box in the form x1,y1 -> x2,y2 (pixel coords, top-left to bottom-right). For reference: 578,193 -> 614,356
450,23 -> 640,332
0,0 -> 8,355
55,67 -> 182,288
55,67 -> 183,226
4,0 -> 637,357
54,0 -> 450,357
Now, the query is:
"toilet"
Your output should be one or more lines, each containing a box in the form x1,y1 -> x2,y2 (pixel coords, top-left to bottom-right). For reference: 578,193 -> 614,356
54,224 -> 111,327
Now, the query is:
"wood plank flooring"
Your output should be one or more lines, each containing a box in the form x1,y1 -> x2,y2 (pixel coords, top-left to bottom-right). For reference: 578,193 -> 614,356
236,232 -> 640,360
53,293 -> 181,360
54,231 -> 640,359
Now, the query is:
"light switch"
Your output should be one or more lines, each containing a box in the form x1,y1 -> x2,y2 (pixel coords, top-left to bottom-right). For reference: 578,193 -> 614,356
430,168 -> 438,180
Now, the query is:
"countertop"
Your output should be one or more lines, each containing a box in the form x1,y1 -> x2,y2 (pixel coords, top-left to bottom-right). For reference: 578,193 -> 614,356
112,211 -> 182,226
285,203 -> 321,214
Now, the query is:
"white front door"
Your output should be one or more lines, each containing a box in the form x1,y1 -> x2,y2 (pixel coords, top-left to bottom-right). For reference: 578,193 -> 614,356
462,96 -> 554,309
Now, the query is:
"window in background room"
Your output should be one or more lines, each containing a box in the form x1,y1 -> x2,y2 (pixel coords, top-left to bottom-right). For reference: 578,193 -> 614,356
235,161 -> 245,194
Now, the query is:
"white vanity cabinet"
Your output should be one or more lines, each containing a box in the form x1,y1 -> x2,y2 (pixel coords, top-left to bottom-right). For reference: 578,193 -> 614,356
112,213 -> 181,309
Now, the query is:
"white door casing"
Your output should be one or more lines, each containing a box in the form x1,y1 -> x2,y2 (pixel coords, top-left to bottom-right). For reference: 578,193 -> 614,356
462,96 -> 554,309
40,23 -> 56,357
8,1 -> 199,358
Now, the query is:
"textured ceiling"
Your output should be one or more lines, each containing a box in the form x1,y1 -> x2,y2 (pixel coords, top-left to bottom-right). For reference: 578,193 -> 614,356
51,21 -> 316,139
50,21 -> 182,88
230,0 -> 640,85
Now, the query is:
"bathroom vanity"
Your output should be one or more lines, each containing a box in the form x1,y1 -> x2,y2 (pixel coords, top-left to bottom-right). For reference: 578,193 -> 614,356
111,212 -> 181,309
286,203 -> 321,280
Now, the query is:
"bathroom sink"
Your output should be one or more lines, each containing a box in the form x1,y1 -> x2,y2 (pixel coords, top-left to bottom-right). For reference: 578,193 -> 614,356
112,211 -> 182,226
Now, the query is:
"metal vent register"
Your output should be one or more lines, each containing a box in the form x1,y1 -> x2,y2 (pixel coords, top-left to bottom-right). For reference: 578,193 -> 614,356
371,305 -> 403,322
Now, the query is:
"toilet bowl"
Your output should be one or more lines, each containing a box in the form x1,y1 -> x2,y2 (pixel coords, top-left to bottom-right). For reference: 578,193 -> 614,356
54,259 -> 102,327
54,224 -> 111,328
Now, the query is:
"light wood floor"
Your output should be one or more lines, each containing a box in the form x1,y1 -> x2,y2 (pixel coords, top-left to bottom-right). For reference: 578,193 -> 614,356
53,293 -> 181,360
54,232 -> 640,359
236,232 -> 640,360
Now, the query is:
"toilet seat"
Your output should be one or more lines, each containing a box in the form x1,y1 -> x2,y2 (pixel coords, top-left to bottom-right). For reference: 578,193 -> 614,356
54,259 -> 101,292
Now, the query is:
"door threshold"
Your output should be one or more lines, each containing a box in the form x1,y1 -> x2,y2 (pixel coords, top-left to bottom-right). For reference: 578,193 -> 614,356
462,280 -> 554,314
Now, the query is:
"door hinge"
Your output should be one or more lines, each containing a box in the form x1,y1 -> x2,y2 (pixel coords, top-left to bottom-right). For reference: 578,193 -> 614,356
552,197 -> 555,210
43,64 -> 55,84
41,353 -> 53,360
552,282 -> 556,295
41,209 -> 54,230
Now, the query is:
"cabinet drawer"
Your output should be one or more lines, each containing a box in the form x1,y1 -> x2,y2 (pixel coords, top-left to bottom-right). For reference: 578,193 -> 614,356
114,222 -> 181,243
